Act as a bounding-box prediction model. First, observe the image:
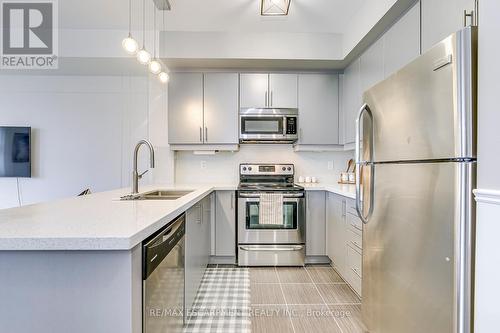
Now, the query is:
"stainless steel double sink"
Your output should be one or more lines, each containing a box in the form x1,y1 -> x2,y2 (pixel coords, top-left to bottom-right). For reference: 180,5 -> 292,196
120,190 -> 194,201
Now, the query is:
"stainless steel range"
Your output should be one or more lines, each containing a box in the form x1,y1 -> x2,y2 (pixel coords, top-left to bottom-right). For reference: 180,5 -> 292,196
237,163 -> 305,266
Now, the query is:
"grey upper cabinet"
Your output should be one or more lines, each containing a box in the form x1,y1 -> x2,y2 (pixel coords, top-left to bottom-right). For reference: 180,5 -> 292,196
240,73 -> 298,109
204,73 -> 239,144
215,191 -> 236,257
269,74 -> 298,108
384,1 -> 421,77
342,59 -> 361,145
360,37 -> 384,94
240,74 -> 268,108
421,0 -> 476,53
168,73 -> 204,144
297,74 -> 339,145
306,191 -> 326,256
168,72 -> 239,146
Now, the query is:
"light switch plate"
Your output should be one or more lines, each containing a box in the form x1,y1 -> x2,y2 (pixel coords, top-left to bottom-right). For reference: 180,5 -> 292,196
327,161 -> 334,170
200,161 -> 207,169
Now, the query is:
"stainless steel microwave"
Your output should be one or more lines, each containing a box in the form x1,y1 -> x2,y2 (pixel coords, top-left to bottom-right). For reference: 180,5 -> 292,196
239,108 -> 298,143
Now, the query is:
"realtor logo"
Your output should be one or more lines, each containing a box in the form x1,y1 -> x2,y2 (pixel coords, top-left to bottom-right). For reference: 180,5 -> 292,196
1,0 -> 58,69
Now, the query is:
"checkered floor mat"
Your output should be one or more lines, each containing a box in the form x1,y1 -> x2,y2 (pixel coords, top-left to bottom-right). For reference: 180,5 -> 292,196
183,267 -> 251,333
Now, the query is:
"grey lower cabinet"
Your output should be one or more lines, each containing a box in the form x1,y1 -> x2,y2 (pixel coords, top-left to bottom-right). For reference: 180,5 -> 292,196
297,74 -> 339,145
421,0 -> 476,53
326,193 -> 362,297
305,191 -> 327,260
185,194 -> 212,313
214,191 -> 236,260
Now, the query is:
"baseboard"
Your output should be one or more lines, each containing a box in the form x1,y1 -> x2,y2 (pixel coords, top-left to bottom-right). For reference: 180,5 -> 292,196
305,255 -> 331,265
209,256 -> 236,265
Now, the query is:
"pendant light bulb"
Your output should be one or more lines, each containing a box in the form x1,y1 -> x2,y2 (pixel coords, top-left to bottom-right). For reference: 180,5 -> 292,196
122,35 -> 139,55
137,48 -> 151,65
149,60 -> 162,74
158,72 -> 169,84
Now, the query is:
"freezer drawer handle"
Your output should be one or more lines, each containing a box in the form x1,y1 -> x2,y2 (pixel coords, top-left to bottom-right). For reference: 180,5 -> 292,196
239,245 -> 304,252
355,103 -> 375,224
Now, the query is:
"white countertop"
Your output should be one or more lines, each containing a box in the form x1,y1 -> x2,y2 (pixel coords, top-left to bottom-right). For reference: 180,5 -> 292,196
0,184 -> 236,251
299,182 -> 357,199
0,182 -> 355,251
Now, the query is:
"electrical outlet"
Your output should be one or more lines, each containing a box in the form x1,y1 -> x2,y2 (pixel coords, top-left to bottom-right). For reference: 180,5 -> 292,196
200,161 -> 207,170
327,161 -> 334,170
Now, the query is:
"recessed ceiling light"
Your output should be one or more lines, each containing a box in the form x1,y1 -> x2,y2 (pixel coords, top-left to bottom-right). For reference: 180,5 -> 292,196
261,0 -> 291,16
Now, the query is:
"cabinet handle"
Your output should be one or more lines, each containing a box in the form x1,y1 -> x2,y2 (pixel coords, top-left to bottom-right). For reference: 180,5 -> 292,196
270,91 -> 273,107
205,127 -> 208,142
199,127 -> 203,142
265,91 -> 268,107
231,192 -> 234,210
351,267 -> 361,277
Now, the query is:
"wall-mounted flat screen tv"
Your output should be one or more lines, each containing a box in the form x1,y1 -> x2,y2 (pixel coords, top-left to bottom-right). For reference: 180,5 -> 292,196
0,127 -> 31,177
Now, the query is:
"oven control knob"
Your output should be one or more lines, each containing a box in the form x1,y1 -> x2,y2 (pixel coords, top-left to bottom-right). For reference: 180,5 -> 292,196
248,167 -> 252,171
282,167 -> 286,171
242,167 -> 247,171
287,167 -> 292,171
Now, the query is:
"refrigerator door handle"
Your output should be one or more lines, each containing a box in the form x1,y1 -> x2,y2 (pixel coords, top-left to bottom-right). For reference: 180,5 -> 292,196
355,103 -> 375,224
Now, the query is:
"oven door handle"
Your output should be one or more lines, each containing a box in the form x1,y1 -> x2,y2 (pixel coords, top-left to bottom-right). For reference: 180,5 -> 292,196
239,197 -> 302,203
239,245 -> 304,252
238,193 -> 304,199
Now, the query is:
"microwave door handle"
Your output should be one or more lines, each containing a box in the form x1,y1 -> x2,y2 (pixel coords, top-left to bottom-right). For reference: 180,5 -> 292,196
355,103 -> 375,225
283,116 -> 287,136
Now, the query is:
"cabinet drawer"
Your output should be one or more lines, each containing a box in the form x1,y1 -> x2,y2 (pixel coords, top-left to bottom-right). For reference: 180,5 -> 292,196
346,245 -> 362,296
346,213 -> 363,235
346,199 -> 358,216
347,228 -> 362,251
347,244 -> 362,278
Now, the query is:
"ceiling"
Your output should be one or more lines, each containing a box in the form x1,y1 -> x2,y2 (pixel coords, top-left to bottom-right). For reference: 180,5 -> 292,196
59,0 -> 367,34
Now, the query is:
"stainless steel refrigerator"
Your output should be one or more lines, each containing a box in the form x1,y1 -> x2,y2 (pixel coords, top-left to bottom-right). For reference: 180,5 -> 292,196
355,27 -> 477,333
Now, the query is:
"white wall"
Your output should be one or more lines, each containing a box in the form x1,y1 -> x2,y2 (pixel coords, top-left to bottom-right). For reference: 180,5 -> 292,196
0,74 -> 171,209
175,145 -> 354,185
474,0 -> 500,331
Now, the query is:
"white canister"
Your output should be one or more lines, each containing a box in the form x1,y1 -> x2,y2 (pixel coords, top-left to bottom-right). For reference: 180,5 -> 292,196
348,173 -> 355,183
298,176 -> 305,183
305,176 -> 312,183
311,177 -> 317,183
341,172 -> 349,183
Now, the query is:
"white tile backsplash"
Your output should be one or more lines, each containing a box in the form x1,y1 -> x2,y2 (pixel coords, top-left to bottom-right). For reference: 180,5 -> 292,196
174,145 -> 354,185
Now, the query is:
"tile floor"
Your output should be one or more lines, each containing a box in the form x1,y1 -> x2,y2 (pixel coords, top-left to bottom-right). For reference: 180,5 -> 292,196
189,265 -> 368,333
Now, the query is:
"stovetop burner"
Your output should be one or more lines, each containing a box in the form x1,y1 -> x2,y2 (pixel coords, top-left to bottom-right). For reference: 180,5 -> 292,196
237,163 -> 303,192
238,183 -> 304,192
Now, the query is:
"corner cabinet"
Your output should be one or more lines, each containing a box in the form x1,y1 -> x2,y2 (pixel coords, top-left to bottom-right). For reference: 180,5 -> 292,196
168,73 -> 239,148
185,194 -> 212,312
341,59 -> 361,145
214,191 -> 236,260
240,73 -> 297,109
305,191 -> 327,260
297,74 -> 339,145
326,193 -> 362,297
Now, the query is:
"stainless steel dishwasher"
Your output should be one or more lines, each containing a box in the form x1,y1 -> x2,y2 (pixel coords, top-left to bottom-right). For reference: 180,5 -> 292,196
143,213 -> 185,333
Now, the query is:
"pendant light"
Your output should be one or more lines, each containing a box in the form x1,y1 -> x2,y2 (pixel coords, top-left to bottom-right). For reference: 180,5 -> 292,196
148,5 -> 162,74
137,0 -> 151,65
261,0 -> 291,16
122,0 -> 138,54
158,7 -> 170,84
